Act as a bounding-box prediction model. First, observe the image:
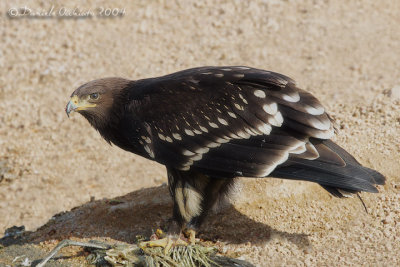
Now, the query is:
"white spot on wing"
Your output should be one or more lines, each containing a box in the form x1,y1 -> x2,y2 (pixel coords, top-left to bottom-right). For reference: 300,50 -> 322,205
218,117 -> 228,125
187,78 -> 199,84
209,122 -> 219,128
226,132 -> 240,139
214,73 -> 224,77
290,143 -> 307,154
268,111 -> 283,127
314,128 -> 335,139
260,152 -> 289,177
238,93 -> 248,104
199,125 -> 208,132
207,142 -> 221,148
191,154 -> 203,161
254,90 -> 266,98
158,133 -> 166,140
257,123 -> 272,135
183,149 -> 196,156
300,142 -> 319,159
180,166 -> 190,171
215,137 -> 230,143
275,111 -> 284,124
228,112 -> 237,118
244,128 -> 256,136
305,105 -> 325,115
193,129 -> 202,134
309,117 -> 331,130
172,133 -> 182,140
195,147 -> 209,154
282,92 -> 300,102
234,103 -> 244,111
236,131 -> 251,139
263,103 -> 278,115
233,73 -> 244,78
165,136 -> 173,143
277,78 -> 288,86
221,68 -> 232,71
185,129 -> 194,136
144,145 -> 155,158
141,136 -> 151,143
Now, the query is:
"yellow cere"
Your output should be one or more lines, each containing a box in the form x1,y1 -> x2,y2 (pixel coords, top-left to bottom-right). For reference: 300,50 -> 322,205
71,95 -> 97,111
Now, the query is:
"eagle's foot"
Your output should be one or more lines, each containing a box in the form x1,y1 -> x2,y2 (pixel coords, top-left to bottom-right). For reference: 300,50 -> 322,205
139,229 -> 190,255
183,228 -> 196,245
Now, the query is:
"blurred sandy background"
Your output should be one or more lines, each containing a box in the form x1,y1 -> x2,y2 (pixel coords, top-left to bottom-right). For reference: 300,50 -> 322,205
0,0 -> 399,266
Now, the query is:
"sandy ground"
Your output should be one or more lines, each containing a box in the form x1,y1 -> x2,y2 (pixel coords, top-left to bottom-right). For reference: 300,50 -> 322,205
1,0 -> 399,266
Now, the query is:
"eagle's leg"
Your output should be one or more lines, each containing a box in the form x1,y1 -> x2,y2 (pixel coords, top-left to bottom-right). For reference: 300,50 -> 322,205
168,168 -> 236,244
139,168 -> 235,251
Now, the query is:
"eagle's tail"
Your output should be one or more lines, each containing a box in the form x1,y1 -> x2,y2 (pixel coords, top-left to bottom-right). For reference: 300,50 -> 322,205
269,139 -> 385,197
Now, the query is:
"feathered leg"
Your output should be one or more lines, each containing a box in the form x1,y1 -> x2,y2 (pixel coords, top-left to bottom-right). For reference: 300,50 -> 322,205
141,167 -> 235,251
168,168 -> 236,231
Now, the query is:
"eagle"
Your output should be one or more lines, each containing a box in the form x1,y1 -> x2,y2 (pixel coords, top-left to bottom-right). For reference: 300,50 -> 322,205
66,66 -> 385,246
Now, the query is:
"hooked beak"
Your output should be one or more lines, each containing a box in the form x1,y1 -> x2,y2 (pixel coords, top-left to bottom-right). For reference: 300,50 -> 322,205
65,100 -> 77,117
65,95 -> 96,117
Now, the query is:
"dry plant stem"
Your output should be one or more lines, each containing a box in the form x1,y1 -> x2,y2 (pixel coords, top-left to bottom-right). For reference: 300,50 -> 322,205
36,239 -> 111,267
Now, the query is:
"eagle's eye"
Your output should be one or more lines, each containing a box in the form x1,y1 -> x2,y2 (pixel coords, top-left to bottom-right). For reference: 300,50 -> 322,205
89,93 -> 99,100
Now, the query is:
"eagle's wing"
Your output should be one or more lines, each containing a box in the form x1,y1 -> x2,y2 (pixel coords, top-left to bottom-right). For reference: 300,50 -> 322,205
128,66 -> 334,178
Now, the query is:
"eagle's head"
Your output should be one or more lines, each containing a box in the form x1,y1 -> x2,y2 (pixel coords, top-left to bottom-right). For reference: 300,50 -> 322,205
66,77 -> 130,128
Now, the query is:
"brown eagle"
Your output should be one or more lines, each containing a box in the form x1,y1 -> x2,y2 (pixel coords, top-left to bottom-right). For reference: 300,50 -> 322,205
66,66 -> 385,245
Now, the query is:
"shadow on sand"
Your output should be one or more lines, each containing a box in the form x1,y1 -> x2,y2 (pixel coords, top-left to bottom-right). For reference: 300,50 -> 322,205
0,184 -> 311,265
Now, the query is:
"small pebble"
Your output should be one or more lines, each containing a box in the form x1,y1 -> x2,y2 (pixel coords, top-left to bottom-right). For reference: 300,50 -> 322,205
388,85 -> 400,100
